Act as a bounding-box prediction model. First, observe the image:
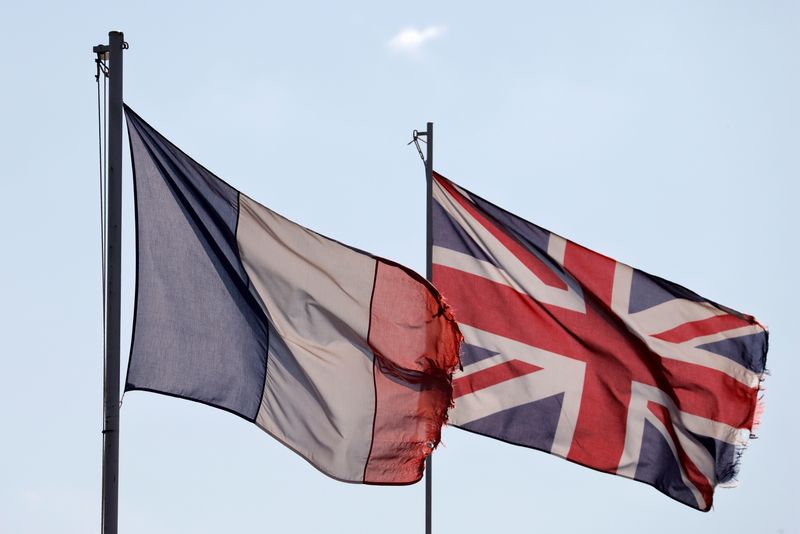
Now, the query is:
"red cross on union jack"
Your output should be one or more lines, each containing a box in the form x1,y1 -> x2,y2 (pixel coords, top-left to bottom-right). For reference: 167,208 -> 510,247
431,172 -> 767,511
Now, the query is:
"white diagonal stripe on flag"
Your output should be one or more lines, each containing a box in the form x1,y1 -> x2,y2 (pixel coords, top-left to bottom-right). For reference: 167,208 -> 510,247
452,324 -> 585,457
433,181 -> 586,313
606,263 -> 759,387
433,246 -> 586,313
684,325 -> 764,346
627,298 -> 726,335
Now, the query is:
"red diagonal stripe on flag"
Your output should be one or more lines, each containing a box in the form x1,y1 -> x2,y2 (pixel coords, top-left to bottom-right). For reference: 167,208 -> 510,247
453,360 -> 543,399
652,314 -> 753,344
434,173 -> 568,290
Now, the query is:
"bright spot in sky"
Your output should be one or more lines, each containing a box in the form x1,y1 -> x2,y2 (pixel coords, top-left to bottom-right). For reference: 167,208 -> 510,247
389,25 -> 446,54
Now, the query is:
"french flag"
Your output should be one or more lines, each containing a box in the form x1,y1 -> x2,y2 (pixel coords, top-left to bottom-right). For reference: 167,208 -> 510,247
124,106 -> 461,484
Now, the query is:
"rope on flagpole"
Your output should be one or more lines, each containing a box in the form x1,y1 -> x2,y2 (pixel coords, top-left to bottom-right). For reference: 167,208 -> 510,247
94,43 -> 111,532
95,49 -> 109,378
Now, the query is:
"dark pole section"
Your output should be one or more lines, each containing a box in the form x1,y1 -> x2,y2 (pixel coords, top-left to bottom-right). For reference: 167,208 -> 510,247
424,121 -> 433,534
102,30 -> 124,534
425,122 -> 433,280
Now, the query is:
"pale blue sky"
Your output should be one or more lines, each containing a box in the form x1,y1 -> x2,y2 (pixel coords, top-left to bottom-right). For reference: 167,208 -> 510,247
1,1 -> 798,533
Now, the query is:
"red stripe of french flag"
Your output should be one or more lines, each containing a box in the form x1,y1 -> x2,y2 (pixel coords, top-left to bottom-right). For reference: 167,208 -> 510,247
364,261 -> 462,483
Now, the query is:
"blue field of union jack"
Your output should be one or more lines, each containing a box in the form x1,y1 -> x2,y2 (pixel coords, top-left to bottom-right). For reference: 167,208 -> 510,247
431,172 -> 767,511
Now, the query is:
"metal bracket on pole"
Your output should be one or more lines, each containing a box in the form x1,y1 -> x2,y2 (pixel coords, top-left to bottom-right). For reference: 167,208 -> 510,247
94,48 -> 109,80
408,129 -> 428,166
93,44 -> 109,59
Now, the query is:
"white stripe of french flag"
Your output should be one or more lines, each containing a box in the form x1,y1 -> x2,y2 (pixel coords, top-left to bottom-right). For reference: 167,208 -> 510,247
238,194 -> 462,483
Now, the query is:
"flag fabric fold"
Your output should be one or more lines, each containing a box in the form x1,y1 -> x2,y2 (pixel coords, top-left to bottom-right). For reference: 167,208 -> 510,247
123,106 -> 461,484
431,171 -> 767,510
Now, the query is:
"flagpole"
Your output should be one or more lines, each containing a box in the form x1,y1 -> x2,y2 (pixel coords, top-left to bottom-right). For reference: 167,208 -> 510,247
96,30 -> 124,534
424,121 -> 434,534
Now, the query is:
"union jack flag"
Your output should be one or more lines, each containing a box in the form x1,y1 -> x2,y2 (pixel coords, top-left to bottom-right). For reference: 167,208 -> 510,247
431,172 -> 768,511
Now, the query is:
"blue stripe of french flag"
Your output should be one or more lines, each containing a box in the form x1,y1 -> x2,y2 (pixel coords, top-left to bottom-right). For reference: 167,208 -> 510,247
123,106 -> 461,484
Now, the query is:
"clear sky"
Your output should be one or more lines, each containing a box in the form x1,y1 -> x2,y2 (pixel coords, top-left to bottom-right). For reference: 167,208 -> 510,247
1,1 -> 797,533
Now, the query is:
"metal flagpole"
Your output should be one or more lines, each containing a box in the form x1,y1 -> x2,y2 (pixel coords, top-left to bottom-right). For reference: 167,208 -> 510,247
94,30 -> 125,534
408,121 -> 435,533
423,121 -> 434,534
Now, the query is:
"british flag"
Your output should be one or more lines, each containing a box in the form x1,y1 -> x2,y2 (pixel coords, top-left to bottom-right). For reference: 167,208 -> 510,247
431,172 -> 768,511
